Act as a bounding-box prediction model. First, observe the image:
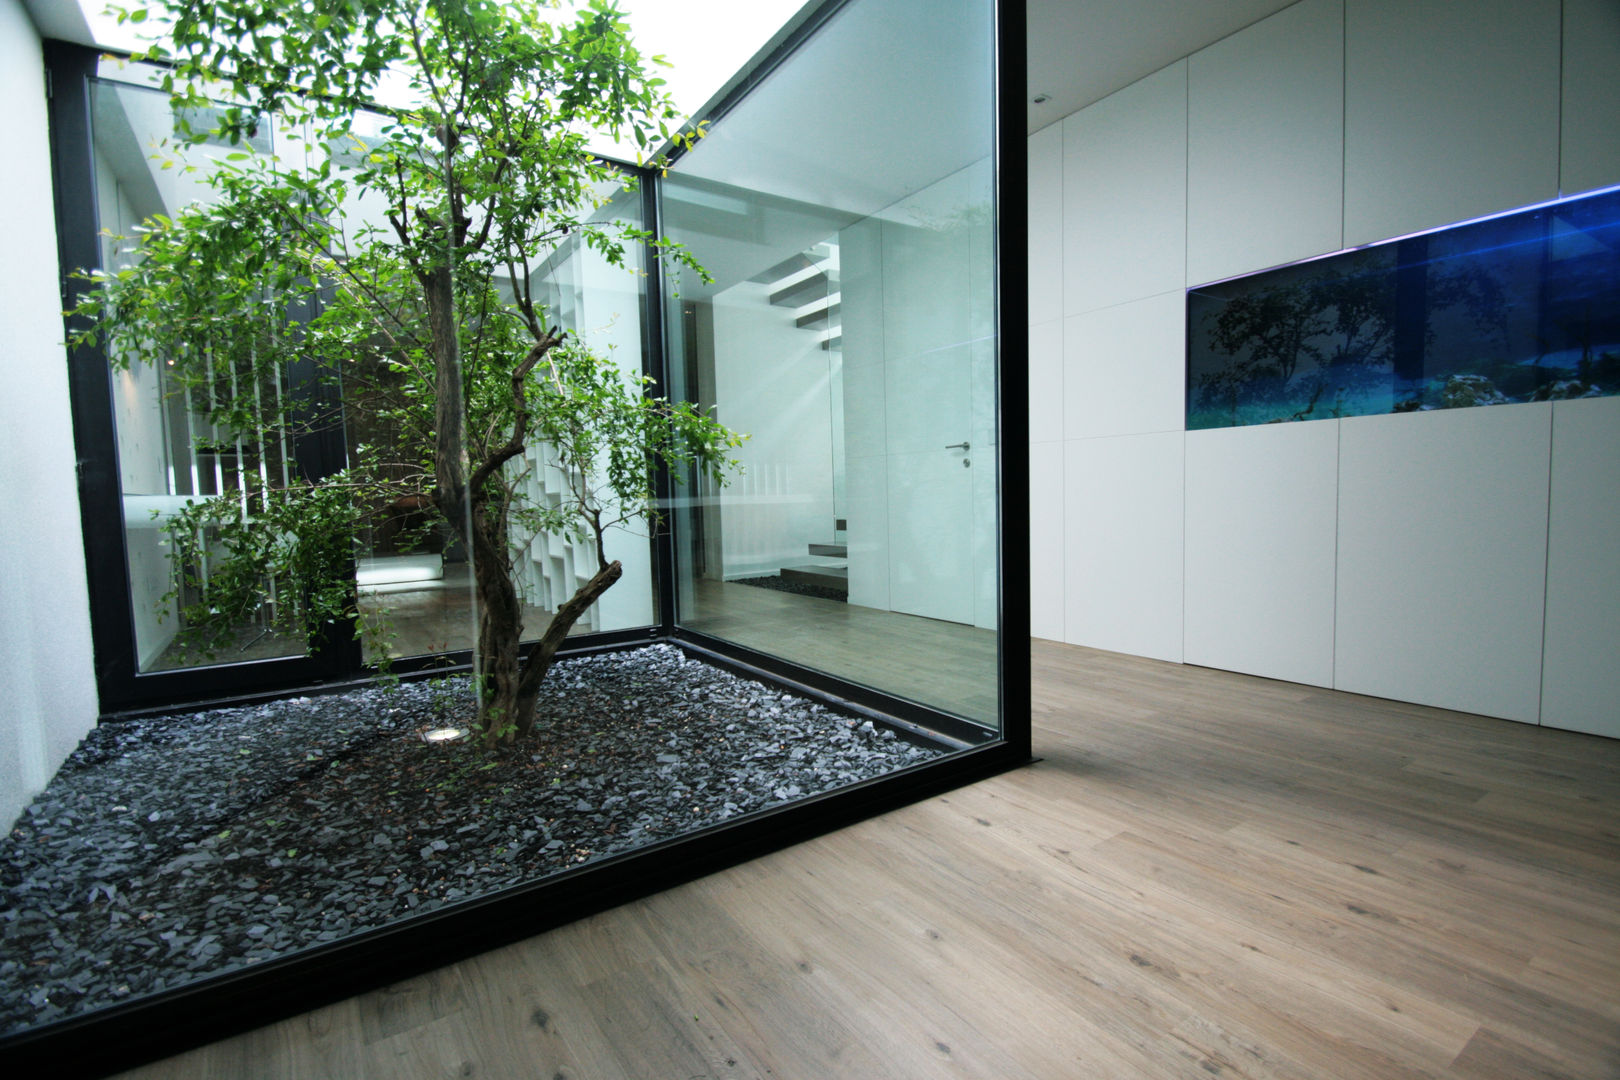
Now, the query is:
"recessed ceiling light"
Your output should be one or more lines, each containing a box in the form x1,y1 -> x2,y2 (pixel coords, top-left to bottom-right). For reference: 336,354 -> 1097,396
1032,93 -> 1052,104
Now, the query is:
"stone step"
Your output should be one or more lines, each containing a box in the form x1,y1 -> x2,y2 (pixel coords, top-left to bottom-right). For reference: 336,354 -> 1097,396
808,543 -> 847,558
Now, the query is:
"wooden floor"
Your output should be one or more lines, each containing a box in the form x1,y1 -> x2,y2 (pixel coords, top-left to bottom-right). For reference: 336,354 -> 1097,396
117,640 -> 1620,1079
685,579 -> 1000,726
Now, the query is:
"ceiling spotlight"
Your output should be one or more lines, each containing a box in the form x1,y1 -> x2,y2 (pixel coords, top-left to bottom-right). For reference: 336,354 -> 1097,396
1032,93 -> 1052,104
422,726 -> 468,744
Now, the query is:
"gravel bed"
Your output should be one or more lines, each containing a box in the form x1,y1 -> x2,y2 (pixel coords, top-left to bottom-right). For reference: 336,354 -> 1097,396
0,644 -> 944,1035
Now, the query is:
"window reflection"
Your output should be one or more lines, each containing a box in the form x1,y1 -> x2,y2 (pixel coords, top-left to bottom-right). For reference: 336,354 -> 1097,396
663,0 -> 1001,728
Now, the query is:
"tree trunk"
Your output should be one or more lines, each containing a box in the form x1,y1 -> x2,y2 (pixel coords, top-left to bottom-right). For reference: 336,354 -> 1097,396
475,558 -> 622,746
419,248 -> 622,746
469,504 -> 524,741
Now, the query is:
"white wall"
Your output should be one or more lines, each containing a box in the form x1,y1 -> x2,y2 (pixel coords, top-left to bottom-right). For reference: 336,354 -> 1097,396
0,0 -> 100,828
1030,0 -> 1620,733
1541,396 -> 1620,738
841,159 -> 998,630
710,279 -> 837,580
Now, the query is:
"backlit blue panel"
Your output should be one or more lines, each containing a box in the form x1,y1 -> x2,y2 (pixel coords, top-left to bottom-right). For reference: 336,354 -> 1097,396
1187,187 -> 1620,429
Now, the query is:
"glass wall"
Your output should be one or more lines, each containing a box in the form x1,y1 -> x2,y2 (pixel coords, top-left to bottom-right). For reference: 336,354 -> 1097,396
663,0 -> 1001,729
7,0 -> 1013,1058
88,63 -> 657,675
91,74 -> 313,672
353,183 -> 657,662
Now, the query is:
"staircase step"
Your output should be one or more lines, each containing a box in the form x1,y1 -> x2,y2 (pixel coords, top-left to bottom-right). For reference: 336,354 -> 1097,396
769,269 -> 829,308
795,296 -> 840,330
808,543 -> 847,558
780,564 -> 848,590
749,243 -> 834,285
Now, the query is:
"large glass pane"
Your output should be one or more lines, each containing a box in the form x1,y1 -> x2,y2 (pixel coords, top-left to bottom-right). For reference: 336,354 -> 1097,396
353,182 -> 657,662
663,0 -> 1001,729
5,4 -> 1003,1054
91,75 -> 311,672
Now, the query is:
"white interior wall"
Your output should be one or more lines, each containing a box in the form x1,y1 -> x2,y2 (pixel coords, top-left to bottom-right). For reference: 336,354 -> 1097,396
1541,395 -> 1620,738
1561,0 -> 1620,197
841,159 -> 998,630
1030,0 -> 1620,733
1342,0 -> 1561,247
841,216 -> 890,610
580,245 -> 655,630
0,0 -> 100,829
1334,405 -> 1553,724
710,280 -> 837,580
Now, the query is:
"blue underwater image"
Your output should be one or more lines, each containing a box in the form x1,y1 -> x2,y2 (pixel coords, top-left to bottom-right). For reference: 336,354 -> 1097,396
1186,186 -> 1620,429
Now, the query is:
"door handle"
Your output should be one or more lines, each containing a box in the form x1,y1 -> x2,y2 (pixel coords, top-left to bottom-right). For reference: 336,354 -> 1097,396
944,441 -> 970,451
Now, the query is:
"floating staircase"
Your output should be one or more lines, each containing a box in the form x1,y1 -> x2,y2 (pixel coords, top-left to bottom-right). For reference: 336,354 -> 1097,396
755,242 -> 842,350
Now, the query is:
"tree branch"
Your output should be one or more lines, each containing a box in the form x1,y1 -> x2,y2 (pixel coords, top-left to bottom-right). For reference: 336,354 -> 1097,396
468,330 -> 564,496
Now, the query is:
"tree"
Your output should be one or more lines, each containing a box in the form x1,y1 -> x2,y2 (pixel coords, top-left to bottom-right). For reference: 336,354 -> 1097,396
71,0 -> 742,745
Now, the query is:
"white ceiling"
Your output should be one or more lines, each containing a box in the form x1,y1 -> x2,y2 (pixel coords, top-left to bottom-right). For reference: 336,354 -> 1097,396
1024,0 -> 1302,133
33,0 -> 1305,140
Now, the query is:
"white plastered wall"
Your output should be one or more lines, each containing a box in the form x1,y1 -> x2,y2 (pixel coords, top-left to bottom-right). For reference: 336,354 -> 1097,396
710,280 -> 837,580
0,0 -> 100,828
841,159 -> 998,630
1029,0 -> 1620,733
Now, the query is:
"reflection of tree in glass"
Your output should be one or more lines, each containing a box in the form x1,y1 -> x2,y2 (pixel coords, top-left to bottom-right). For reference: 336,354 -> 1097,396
1199,282 -> 1328,424
1200,253 -> 1508,424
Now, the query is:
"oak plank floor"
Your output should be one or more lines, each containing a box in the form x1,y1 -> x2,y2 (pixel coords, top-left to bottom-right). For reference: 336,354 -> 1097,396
683,579 -> 1001,727
117,640 -> 1620,1079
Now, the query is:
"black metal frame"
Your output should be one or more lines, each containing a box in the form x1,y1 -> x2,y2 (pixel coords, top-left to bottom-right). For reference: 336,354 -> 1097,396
11,0 -> 1030,1070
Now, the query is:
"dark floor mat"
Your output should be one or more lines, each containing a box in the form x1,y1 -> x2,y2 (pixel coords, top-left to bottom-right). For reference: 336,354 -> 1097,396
732,574 -> 847,603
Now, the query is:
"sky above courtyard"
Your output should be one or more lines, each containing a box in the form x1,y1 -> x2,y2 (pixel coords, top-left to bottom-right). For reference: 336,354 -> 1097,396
74,0 -> 809,152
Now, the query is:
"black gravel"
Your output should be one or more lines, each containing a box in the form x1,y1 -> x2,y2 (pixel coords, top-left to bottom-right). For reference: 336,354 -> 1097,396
733,574 -> 847,603
0,645 -> 944,1035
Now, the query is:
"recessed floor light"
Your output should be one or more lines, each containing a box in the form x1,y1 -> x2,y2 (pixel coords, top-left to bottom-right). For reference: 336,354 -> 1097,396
421,726 -> 469,744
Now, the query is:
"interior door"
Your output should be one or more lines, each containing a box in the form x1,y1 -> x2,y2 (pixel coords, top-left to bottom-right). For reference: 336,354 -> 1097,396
885,345 -> 977,624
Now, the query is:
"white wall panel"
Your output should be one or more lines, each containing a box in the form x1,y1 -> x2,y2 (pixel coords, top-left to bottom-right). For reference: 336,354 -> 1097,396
881,217 -> 972,363
844,450 -> 890,612
1063,432 -> 1184,662
1028,318 -> 1063,444
1030,441 -> 1065,641
1560,0 -> 1620,196
1061,62 -> 1187,316
0,3 -> 99,829
1541,396 -> 1620,738
1187,0 -> 1343,285
711,282 -> 836,578
1062,290 -> 1184,440
1028,125 -> 1064,325
1344,0 -> 1560,246
1185,421 -> 1338,687
885,345 -> 972,454
1335,404 -> 1552,723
